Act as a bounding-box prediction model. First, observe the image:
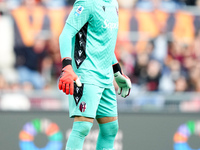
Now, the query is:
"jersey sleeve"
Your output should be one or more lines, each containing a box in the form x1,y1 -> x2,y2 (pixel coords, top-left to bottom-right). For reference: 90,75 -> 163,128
59,23 -> 78,59
66,0 -> 94,31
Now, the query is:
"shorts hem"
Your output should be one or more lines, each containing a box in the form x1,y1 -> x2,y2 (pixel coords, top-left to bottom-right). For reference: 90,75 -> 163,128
69,113 -> 96,119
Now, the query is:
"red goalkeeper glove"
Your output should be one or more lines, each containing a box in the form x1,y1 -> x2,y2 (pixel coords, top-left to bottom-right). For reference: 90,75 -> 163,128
58,58 -> 82,95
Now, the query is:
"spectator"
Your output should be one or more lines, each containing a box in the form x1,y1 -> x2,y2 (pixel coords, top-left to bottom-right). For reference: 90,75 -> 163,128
146,59 -> 162,91
11,0 -> 50,89
175,76 -> 188,92
15,33 -> 48,89
44,0 -> 68,37
133,52 -> 149,85
165,59 -> 185,81
150,26 -> 169,64
1,0 -> 200,95
188,66 -> 200,91
159,74 -> 175,93
46,35 -> 62,80
195,79 -> 200,92
192,29 -> 200,59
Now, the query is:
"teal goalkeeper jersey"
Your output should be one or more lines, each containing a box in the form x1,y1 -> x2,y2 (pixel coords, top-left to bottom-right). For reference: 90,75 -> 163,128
66,0 -> 119,87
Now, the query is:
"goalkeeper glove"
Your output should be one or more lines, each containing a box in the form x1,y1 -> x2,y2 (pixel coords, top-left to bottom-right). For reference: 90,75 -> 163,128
58,58 -> 82,95
113,63 -> 131,98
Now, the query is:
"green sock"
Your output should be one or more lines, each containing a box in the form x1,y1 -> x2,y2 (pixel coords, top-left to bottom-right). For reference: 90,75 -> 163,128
96,120 -> 119,150
66,121 -> 93,150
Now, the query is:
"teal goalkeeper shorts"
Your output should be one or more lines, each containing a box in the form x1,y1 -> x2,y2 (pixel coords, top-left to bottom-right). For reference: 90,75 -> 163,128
68,83 -> 118,119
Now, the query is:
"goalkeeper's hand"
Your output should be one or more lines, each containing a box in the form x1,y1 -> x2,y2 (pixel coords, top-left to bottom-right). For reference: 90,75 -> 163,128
58,58 -> 82,95
113,63 -> 131,98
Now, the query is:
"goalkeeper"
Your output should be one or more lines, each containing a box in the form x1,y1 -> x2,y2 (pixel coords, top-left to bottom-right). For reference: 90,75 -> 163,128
58,0 -> 131,149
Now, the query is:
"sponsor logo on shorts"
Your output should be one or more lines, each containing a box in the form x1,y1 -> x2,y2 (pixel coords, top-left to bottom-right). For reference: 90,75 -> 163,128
74,6 -> 84,16
79,102 -> 86,112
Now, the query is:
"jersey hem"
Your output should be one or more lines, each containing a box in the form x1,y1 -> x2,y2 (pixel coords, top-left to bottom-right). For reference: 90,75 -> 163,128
80,81 -> 113,88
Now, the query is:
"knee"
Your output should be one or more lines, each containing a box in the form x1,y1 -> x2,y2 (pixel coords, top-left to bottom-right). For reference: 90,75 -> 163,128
72,121 -> 93,137
99,120 -> 119,137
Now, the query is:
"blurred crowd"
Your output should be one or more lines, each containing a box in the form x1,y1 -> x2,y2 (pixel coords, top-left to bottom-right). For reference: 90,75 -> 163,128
0,0 -> 200,93
116,0 -> 200,93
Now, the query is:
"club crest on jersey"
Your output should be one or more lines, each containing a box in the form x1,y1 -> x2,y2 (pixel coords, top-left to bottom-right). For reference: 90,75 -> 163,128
74,6 -> 84,16
79,102 -> 86,112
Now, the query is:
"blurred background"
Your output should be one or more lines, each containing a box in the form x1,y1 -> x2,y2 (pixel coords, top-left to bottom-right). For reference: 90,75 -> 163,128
0,0 -> 200,150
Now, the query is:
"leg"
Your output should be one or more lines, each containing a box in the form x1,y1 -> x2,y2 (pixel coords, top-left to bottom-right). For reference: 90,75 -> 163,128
96,86 -> 118,150
66,83 -> 104,150
96,117 -> 119,150
66,84 -> 105,149
66,116 -> 94,150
